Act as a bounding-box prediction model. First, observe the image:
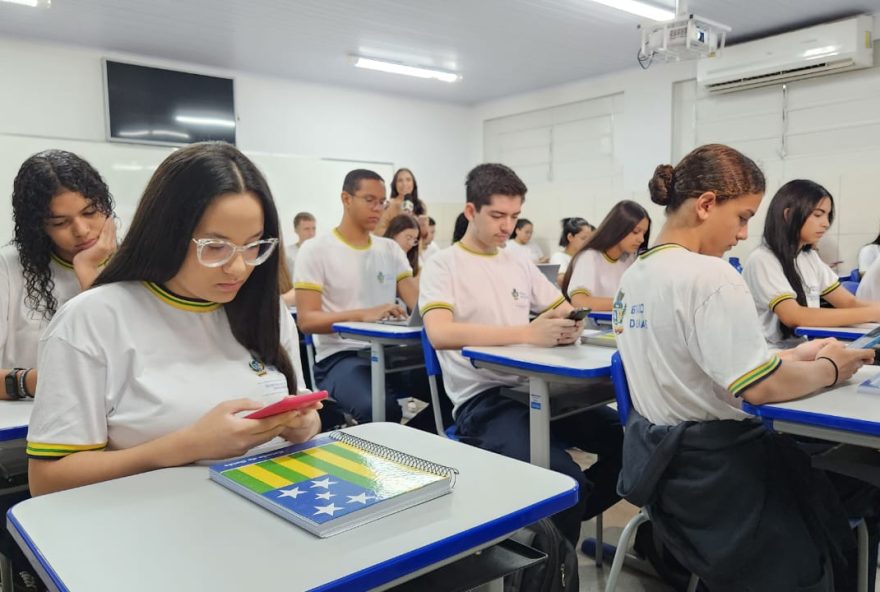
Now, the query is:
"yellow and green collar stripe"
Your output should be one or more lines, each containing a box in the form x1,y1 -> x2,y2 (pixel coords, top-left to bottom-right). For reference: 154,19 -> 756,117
144,282 -> 221,313
50,252 -> 74,270
638,243 -> 685,260
27,441 -> 106,459
602,251 -> 619,264
456,242 -> 498,257
728,356 -> 782,397
333,228 -> 371,251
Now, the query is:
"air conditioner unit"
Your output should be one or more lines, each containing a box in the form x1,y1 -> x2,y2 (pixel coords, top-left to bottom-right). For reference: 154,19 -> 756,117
697,15 -> 874,93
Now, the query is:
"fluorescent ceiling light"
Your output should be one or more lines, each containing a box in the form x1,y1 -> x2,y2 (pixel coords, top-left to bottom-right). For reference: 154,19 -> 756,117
352,56 -> 460,83
174,115 -> 235,128
589,0 -> 674,21
0,0 -> 50,6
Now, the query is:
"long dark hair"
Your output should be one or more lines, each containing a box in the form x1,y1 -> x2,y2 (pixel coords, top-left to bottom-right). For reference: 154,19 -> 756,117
452,212 -> 468,243
868,225 -> 880,247
561,201 -> 650,295
762,179 -> 834,315
383,214 -> 420,276
95,142 -> 295,392
12,150 -> 114,319
558,217 -> 591,247
390,168 -> 425,216
512,218 -> 532,241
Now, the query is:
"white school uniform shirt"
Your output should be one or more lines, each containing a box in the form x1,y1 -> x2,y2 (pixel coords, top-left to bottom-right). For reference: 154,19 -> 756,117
293,229 -> 413,362
857,256 -> 880,301
859,244 -> 880,275
614,244 -> 780,425
549,251 -> 572,274
284,242 -> 300,286
0,245 -> 82,368
27,281 -> 308,459
566,249 -> 634,300
505,240 -> 544,263
419,241 -> 440,266
419,242 -> 566,414
742,244 -> 840,344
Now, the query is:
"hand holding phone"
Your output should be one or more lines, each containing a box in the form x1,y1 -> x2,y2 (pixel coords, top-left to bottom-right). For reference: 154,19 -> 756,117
244,391 -> 328,419
567,307 -> 591,321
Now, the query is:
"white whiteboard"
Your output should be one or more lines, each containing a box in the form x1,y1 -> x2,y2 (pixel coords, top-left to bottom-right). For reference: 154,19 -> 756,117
0,134 -> 393,245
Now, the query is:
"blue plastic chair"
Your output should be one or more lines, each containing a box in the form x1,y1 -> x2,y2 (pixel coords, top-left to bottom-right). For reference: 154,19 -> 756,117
605,352 -> 700,592
727,256 -> 743,273
303,333 -> 318,392
841,280 -> 860,295
420,328 -> 457,439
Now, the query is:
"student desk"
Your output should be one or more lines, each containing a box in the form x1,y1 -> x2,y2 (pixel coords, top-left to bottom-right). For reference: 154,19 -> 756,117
794,323 -> 878,341
0,400 -> 31,442
7,422 -> 578,592
332,322 -> 423,422
743,365 -> 880,449
461,344 -> 614,469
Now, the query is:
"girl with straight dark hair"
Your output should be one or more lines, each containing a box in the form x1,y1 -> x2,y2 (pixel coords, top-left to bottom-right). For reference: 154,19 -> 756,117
616,144 -> 877,591
0,150 -> 117,400
375,167 -> 426,235
506,218 -> 548,263
27,142 -> 321,496
562,200 -> 650,311
549,217 -> 593,285
743,179 -> 880,344
383,213 -> 421,276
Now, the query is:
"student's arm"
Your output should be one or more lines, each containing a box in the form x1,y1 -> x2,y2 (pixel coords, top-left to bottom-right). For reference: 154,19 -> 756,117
822,285 -> 877,310
295,290 -> 404,334
28,399 -> 321,496
423,307 -> 580,350
570,294 -> 613,311
742,340 -> 873,405
773,298 -> 880,329
71,216 -> 117,290
397,276 -> 418,311
281,287 -> 297,307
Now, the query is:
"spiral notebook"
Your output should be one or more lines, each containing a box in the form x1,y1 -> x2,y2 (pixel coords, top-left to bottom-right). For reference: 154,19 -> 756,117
209,431 -> 458,537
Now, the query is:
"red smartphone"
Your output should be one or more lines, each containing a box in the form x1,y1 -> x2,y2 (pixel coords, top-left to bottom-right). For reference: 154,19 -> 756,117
244,391 -> 328,419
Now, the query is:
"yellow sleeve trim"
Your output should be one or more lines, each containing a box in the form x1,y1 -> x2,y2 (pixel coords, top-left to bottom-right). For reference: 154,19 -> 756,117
540,295 -> 567,314
27,441 -> 107,459
293,282 -> 323,293
727,356 -> 781,397
769,293 -> 795,311
420,301 -> 454,315
821,281 -> 840,296
396,271 -> 414,283
569,288 -> 591,298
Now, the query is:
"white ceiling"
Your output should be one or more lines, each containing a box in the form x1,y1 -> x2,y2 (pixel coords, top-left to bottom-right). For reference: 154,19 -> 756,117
2,0 -> 880,104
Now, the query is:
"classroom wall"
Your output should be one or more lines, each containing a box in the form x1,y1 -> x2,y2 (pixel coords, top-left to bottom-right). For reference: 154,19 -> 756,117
0,35 -> 479,245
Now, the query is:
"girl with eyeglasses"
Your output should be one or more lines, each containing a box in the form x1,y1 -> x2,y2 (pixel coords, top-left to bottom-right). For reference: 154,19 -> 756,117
383,213 -> 422,276
27,143 -> 321,495
0,150 -> 117,401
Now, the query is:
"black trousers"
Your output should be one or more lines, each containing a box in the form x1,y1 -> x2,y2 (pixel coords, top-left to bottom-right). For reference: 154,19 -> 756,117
455,388 -> 623,545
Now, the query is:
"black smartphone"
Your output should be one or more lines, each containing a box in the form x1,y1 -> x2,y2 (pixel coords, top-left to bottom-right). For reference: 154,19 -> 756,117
567,307 -> 591,321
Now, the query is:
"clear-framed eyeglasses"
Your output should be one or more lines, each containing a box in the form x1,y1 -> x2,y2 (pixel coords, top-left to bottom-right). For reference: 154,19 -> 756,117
191,237 -> 279,268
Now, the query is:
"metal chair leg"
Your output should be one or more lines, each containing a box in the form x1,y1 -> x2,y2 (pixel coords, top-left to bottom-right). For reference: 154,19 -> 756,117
604,509 -> 649,592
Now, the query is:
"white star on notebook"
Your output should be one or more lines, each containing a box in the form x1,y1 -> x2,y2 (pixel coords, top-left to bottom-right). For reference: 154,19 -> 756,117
315,491 -> 336,500
314,503 -> 342,516
310,477 -> 337,489
277,487 -> 304,499
346,492 -> 375,505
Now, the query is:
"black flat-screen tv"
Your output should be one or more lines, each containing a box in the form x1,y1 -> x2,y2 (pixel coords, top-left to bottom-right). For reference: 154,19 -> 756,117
104,60 -> 236,146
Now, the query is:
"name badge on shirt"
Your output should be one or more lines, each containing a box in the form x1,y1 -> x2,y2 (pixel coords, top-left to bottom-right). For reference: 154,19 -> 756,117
249,357 -> 290,403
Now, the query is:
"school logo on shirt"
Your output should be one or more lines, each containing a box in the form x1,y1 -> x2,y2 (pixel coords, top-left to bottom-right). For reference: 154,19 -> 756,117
612,290 -> 626,334
511,288 -> 520,300
377,271 -> 386,284
249,357 -> 267,377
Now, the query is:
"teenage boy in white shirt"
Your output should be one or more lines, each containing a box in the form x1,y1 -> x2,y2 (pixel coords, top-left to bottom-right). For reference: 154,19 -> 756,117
295,170 -> 438,428
419,163 -> 623,545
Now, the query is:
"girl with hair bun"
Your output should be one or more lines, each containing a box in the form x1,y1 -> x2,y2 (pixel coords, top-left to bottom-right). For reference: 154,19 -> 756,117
743,180 -> 880,344
614,144 -> 878,590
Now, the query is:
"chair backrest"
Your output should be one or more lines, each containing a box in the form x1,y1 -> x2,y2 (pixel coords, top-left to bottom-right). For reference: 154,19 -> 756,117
841,280 -> 859,295
849,268 -> 861,283
610,351 -> 632,425
420,327 -> 442,378
420,328 -> 449,436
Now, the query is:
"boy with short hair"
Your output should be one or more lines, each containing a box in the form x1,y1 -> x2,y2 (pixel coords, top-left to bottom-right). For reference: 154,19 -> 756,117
419,163 -> 623,544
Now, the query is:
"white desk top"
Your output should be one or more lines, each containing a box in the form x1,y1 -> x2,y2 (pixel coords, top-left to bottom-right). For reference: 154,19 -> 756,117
332,321 -> 422,340
462,343 -> 614,379
745,366 -> 880,439
794,323 -> 878,340
0,400 -> 31,441
8,422 -> 577,592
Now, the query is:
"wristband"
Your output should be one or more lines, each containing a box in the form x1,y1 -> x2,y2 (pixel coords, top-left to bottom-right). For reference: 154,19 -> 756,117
817,356 -> 838,388
20,368 -> 33,398
16,368 -> 28,399
4,368 -> 24,400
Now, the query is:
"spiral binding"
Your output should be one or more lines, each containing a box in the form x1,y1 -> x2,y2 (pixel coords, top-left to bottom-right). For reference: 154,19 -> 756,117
329,431 -> 459,485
